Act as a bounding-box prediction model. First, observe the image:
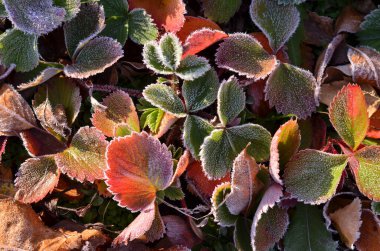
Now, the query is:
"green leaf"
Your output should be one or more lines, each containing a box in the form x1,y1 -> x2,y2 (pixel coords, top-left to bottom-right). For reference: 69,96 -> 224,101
17,63 -> 63,91
182,68 -> 219,112
143,83 -> 186,117
284,203 -> 337,251
159,33 -> 182,70
0,1 -> 7,17
357,6 -> 380,51
283,150 -> 348,204
175,55 -> 210,81
371,201 -> 380,215
164,186 -> 185,201
183,115 -> 214,159
265,62 -> 318,119
202,0 -> 242,23
140,108 -> 165,134
128,9 -> 158,45
250,0 -> 300,53
234,216 -> 252,251
101,17 -> 129,45
217,76 -> 246,126
0,29 -> 39,72
143,42 -> 173,75
278,0 -> 306,4
64,37 -> 124,79
200,124 -> 271,179
53,0 -> 80,21
100,0 -> 129,17
211,182 -> 238,227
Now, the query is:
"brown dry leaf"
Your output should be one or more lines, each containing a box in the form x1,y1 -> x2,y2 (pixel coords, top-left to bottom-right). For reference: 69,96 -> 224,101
0,199 -> 108,250
368,109 -> 380,139
304,12 -> 334,47
356,209 -> 380,251
335,6 -> 364,34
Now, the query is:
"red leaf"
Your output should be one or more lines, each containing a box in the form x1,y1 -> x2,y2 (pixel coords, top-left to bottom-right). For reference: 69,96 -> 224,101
20,128 -> 67,156
177,16 -> 221,42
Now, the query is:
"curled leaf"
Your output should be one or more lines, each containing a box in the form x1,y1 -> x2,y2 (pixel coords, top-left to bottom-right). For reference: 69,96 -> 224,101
211,182 -> 238,227
356,209 -> 380,251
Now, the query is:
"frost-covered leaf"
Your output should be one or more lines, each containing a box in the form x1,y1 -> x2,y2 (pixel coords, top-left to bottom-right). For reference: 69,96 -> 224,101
216,33 -> 277,80
113,202 -> 165,245
211,182 -> 238,227
250,0 -> 300,53
0,29 -> 39,72
143,42 -> 173,75
278,0 -> 306,4
14,156 -> 59,203
352,146 -> 380,201
17,66 -> 63,91
92,91 -> 139,137
217,76 -> 245,126
0,1 -> 7,17
55,127 -> 108,183
234,216 -> 252,251
164,186 -> 185,201
357,7 -> 380,51
105,132 -> 173,212
356,209 -> 380,251
183,28 -> 227,58
183,68 -> 219,112
200,124 -> 271,179
176,55 -> 210,81
177,16 -> 221,42
63,3 -> 105,57
64,37 -> 123,79
159,33 -> 183,70
183,115 -> 214,159
100,17 -> 129,46
284,203 -> 337,251
129,0 -> 186,32
53,0 -> 80,21
329,84 -> 369,151
283,150 -> 348,204
269,119 -> 300,185
3,0 -> 66,35
265,62 -> 319,119
129,9 -> 158,45
101,0 -> 129,17
348,47 -> 380,88
170,150 -> 190,185
143,84 -> 186,117
0,84 -> 36,136
201,0 -> 242,23
225,148 -> 261,215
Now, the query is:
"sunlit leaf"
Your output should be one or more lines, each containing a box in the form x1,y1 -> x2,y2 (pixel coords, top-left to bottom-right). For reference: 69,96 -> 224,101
284,203 -> 337,251
159,33 -> 182,70
105,132 -> 173,212
0,84 -> 36,136
216,33 -> 277,80
92,90 -> 139,137
3,0 -> 66,35
183,28 -> 227,58
283,150 -> 348,204
211,182 -> 238,227
55,127 -> 108,182
64,37 -> 124,79
0,29 -> 39,72
143,83 -> 186,117
175,55 -> 210,81
170,150 -> 190,185
357,6 -> 380,51
217,76 -> 245,126
182,68 -> 219,112
53,0 -> 80,21
269,119 -> 301,185
265,62 -> 319,119
201,0 -> 241,23
14,156 -> 59,203
200,124 -> 271,179
154,112 -> 179,138
143,42 -> 173,75
356,209 -> 380,251
329,84 -> 369,150
128,9 -> 158,45
250,0 -> 300,53
348,47 -> 380,88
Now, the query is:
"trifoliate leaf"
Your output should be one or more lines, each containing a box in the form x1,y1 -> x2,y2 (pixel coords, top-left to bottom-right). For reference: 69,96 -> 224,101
217,76 -> 245,126
283,150 -> 348,204
211,182 -> 238,227
357,6 -> 380,51
329,84 -> 369,151
176,55 -> 210,81
3,0 -> 66,35
183,28 -> 227,58
159,33 -> 182,70
250,0 -> 300,53
216,33 -> 277,80
348,47 -> 380,88
201,0 -> 242,23
183,115 -> 214,159
182,68 -> 219,112
14,156 -> 59,203
53,0 -> 80,21
105,132 -> 173,212
0,29 -> 39,72
143,42 -> 173,75
55,127 -> 108,183
284,203 -> 337,251
143,84 -> 186,117
64,37 -> 123,79
200,124 -> 271,179
265,62 -> 319,119
128,9 -> 158,45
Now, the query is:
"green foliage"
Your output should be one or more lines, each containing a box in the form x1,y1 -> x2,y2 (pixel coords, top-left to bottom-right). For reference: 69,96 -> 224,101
357,6 -> 380,51
202,0 -> 242,23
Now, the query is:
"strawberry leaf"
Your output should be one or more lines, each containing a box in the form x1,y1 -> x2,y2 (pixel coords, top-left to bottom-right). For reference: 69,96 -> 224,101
215,33 -> 277,80
143,42 -> 173,75
356,209 -> 380,251
17,66 -> 63,91
175,55 -> 210,81
357,6 -> 380,51
101,0 -> 129,17
201,0 -> 242,24
284,150 -> 348,204
183,28 -> 227,58
265,62 -> 319,119
53,0 -> 80,21
329,84 -> 369,151
159,33 -> 183,70
278,0 -> 306,4
250,0 -> 300,53
20,128 -> 67,156
211,182 -> 238,227
128,9 -> 158,45
105,132 -> 173,212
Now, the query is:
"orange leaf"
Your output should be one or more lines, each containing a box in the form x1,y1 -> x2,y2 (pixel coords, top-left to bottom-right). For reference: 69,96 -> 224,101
177,16 -> 221,42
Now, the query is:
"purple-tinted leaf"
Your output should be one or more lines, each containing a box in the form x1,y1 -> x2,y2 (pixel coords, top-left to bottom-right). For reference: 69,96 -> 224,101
53,0 -> 81,21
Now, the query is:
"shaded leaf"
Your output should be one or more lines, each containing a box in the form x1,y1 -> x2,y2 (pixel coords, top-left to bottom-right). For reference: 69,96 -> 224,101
250,0 -> 300,53
17,67 -> 62,91
163,215 -> 201,249
265,62 -> 319,119
170,150 -> 191,185
15,156 -> 59,203
100,16 -> 129,46
234,216 -> 252,251
176,55 -> 210,81
55,127 -> 108,182
105,132 -> 173,212
53,0 -> 80,21
177,16 -> 221,42
201,0 -> 242,23
164,186 -> 185,201
216,33 -> 277,80
211,182 -> 238,227
128,9 -> 158,45
278,0 -> 306,4
357,6 -> 380,51
284,150 -> 348,204
101,0 -> 129,17
356,209 -> 380,251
